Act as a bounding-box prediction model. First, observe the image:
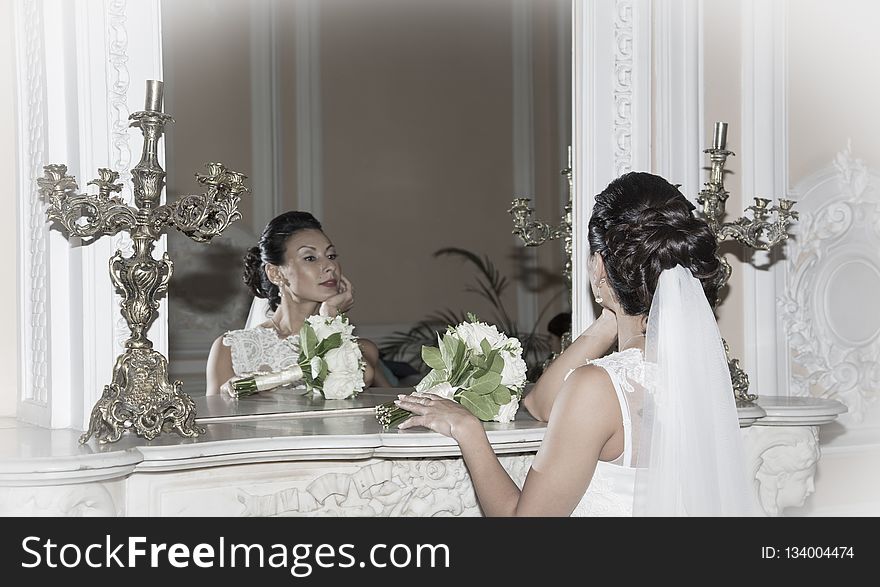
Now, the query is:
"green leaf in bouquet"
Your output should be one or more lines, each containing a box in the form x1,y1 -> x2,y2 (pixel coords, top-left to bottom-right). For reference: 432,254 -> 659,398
308,356 -> 328,383
480,338 -> 492,357
491,385 -> 512,406
452,336 -> 466,366
301,323 -> 318,357
467,312 -> 479,323
449,351 -> 477,387
415,368 -> 448,392
487,349 -> 504,374
459,390 -> 499,421
301,362 -> 314,386
316,332 -> 343,355
439,332 -> 455,367
422,345 -> 446,371
466,371 -> 502,396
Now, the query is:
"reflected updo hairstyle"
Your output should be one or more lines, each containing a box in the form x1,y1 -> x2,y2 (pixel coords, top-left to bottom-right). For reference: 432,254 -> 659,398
243,211 -> 323,311
588,172 -> 723,316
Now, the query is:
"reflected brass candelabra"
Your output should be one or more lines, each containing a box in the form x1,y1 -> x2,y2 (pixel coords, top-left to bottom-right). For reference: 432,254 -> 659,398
39,80 -> 249,444
509,147 -> 573,351
697,122 -> 798,403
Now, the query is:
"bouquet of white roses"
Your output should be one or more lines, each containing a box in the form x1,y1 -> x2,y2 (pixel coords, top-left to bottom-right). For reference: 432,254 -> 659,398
231,314 -> 366,400
376,314 -> 528,428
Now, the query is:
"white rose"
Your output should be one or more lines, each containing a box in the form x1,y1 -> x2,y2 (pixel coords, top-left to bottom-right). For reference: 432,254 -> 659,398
500,350 -> 528,389
306,314 -> 354,341
417,381 -> 457,400
322,370 -> 365,399
455,322 -> 507,353
493,396 -> 520,423
324,343 -> 362,374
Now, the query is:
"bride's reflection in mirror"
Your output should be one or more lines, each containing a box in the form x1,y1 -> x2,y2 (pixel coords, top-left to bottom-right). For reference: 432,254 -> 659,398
206,211 -> 392,396
164,0 -> 572,400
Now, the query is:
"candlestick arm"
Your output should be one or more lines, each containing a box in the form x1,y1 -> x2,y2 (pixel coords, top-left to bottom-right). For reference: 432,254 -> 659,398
39,165 -> 137,242
151,162 -> 247,242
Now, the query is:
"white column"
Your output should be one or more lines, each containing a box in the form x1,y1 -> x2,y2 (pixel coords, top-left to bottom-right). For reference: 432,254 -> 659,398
295,0 -> 323,219
250,0 -> 283,233
653,0 -> 703,199
741,0 -> 789,397
512,0 -> 539,333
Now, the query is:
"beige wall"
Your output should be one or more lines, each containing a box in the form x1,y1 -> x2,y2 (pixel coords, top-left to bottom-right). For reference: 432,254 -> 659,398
0,0 -> 18,417
319,0 -> 565,331
788,0 -> 880,185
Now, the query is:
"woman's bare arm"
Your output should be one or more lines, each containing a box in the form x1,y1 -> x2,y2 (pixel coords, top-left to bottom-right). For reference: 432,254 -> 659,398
205,335 -> 235,396
396,365 -> 620,516
523,309 -> 617,422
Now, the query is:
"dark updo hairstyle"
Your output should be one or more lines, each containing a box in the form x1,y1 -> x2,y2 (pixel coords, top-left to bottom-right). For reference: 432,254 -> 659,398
588,172 -> 723,316
243,211 -> 323,311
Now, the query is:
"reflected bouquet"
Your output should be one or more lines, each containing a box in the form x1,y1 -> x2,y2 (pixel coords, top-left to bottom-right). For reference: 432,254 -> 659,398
376,314 -> 528,428
231,314 -> 366,400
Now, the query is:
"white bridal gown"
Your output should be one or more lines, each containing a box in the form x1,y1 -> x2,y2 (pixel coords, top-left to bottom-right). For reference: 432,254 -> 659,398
569,347 -> 647,517
223,326 -> 301,376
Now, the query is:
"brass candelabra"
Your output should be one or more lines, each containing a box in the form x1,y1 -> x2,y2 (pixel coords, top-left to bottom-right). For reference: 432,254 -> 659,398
39,80 -> 249,444
508,147 -> 573,352
697,122 -> 798,403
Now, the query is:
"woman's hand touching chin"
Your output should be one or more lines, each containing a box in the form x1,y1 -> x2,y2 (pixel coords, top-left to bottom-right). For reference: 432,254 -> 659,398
319,275 -> 354,317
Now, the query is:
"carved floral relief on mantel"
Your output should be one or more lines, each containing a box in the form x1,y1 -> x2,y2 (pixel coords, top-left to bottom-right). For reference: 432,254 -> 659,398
779,143 -> 880,422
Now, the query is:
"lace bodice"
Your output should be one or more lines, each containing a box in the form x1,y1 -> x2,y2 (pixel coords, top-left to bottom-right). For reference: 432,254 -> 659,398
222,326 -> 301,376
568,348 -> 649,517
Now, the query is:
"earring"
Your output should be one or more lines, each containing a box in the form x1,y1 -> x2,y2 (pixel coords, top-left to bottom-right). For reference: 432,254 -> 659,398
595,278 -> 605,304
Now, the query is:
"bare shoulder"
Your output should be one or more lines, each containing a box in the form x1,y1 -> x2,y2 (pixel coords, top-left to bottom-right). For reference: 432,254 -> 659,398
207,334 -> 232,362
551,364 -> 619,425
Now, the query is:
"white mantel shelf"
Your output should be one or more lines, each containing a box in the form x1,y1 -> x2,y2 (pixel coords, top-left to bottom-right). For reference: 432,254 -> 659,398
0,390 -> 848,516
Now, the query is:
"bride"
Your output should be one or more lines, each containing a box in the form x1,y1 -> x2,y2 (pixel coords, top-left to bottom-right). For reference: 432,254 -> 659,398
205,210 -> 391,396
394,172 -> 758,516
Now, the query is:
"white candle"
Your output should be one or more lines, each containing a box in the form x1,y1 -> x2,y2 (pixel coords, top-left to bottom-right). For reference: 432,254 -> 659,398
145,80 -> 164,112
712,121 -> 728,150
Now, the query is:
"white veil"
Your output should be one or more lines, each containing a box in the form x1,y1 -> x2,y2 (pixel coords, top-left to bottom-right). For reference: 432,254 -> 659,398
634,265 -> 759,516
245,296 -> 273,329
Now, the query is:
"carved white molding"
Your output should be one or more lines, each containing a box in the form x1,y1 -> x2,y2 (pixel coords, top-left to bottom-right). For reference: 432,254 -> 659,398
14,0 -> 50,419
612,0 -> 634,177
0,484 -> 118,516
743,425 -> 820,517
779,145 -> 880,422
121,455 -> 533,516
106,0 -> 136,357
571,0 -> 651,336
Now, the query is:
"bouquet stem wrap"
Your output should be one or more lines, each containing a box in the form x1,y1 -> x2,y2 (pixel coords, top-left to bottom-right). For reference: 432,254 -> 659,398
231,365 -> 304,397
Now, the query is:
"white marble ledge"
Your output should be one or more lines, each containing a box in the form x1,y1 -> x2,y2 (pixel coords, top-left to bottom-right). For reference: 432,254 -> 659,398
753,396 -> 848,426
0,395 -> 842,486
0,409 -> 547,485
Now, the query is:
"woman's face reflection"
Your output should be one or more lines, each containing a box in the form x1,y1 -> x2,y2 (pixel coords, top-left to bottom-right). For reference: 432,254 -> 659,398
271,228 -> 342,303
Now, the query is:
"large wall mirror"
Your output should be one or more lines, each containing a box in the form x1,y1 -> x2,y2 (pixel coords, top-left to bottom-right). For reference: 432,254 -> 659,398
162,0 -> 572,395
